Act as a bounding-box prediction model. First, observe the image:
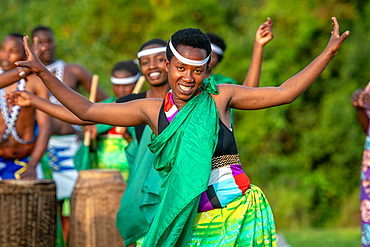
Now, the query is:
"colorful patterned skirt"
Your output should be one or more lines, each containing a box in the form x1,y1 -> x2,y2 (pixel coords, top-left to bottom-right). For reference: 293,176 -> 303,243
137,184 -> 276,246
186,184 -> 276,247
95,135 -> 130,182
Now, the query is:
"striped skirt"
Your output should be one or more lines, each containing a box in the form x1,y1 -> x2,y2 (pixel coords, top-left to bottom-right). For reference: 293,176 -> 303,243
137,184 -> 276,247
186,184 -> 276,246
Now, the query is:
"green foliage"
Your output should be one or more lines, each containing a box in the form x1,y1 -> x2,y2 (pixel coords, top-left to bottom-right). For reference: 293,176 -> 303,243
282,227 -> 361,247
0,0 -> 367,229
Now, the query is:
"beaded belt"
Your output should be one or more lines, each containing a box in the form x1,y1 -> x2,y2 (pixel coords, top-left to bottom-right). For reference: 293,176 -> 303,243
211,154 -> 241,170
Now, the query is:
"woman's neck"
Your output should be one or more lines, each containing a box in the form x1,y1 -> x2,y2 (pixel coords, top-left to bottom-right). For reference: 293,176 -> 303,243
146,82 -> 170,99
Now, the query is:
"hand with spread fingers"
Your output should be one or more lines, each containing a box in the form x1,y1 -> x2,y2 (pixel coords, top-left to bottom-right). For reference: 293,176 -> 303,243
31,36 -> 45,59
352,89 -> 364,108
15,36 -> 46,76
5,90 -> 34,107
324,17 -> 350,58
255,17 -> 274,46
360,91 -> 370,109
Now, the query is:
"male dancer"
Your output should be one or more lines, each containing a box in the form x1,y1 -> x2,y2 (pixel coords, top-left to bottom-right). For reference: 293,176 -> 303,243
0,33 -> 51,178
31,26 -> 108,242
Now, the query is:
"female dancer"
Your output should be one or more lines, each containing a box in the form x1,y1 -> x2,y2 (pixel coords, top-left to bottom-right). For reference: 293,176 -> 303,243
13,17 -> 348,246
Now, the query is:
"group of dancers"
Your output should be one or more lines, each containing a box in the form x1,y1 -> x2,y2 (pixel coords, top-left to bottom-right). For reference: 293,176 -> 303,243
0,16 -> 350,246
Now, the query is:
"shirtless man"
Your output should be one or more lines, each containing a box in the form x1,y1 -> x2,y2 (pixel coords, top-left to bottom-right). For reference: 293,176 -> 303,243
31,26 -> 109,242
0,33 -> 51,179
31,26 -> 108,134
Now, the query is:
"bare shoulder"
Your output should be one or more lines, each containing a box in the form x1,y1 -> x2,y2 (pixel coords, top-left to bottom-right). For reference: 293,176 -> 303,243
65,63 -> 90,76
211,83 -> 240,102
26,74 -> 49,97
135,97 -> 163,109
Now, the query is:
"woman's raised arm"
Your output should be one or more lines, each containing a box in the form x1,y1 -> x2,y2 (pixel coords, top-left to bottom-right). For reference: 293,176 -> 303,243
228,17 -> 349,110
15,36 -> 159,129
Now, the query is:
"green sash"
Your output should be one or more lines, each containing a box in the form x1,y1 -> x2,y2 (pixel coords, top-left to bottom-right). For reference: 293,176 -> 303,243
209,74 -> 237,125
144,78 -> 219,247
115,125 -> 162,245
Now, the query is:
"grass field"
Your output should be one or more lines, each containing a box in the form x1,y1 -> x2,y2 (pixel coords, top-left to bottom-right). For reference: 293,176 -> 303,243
280,228 -> 361,247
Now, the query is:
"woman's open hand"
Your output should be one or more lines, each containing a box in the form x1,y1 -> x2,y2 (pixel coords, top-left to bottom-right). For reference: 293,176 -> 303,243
15,36 -> 45,76
324,17 -> 350,58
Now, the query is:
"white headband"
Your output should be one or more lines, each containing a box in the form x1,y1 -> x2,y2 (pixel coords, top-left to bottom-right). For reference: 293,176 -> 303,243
137,47 -> 166,59
211,43 -> 224,56
110,73 -> 140,85
169,40 -> 210,66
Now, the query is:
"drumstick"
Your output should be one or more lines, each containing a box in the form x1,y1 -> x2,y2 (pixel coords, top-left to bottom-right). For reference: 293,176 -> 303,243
132,75 -> 145,94
84,74 -> 99,146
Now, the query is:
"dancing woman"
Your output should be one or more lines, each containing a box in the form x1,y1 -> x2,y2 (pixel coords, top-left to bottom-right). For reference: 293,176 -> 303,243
14,17 -> 348,246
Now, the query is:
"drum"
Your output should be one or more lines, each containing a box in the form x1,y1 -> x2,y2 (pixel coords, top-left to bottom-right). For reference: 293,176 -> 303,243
69,169 -> 126,247
0,179 -> 57,247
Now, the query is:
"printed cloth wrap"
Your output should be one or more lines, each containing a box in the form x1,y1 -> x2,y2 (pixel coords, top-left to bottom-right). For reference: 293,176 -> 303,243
144,78 -> 219,247
187,184 -> 276,246
46,135 -> 80,200
0,156 -> 29,179
361,82 -> 370,247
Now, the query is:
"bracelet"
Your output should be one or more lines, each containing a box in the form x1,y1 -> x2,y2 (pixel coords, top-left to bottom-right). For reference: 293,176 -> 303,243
18,70 -> 27,79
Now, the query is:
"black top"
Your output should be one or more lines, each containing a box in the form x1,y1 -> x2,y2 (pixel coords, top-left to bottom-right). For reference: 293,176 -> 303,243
157,100 -> 238,157
116,92 -> 147,143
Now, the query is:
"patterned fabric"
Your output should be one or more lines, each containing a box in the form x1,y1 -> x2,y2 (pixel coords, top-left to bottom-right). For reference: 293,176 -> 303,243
164,89 -> 200,123
187,184 -> 276,247
135,185 -> 276,247
46,60 -> 81,134
0,68 -> 37,144
95,126 -> 130,181
46,135 -> 79,200
362,82 -> 370,247
0,156 -> 29,179
163,90 -> 251,213
45,60 -> 65,81
198,163 -> 250,212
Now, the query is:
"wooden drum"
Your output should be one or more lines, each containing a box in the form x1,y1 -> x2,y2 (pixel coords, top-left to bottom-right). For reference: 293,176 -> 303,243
0,179 -> 57,247
69,169 -> 126,247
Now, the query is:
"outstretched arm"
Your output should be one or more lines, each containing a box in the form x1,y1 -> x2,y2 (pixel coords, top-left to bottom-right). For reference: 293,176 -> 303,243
227,17 -> 349,110
15,38 -> 160,132
0,68 -> 32,89
243,17 -> 274,87
7,90 -> 95,125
